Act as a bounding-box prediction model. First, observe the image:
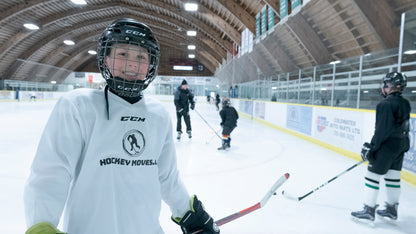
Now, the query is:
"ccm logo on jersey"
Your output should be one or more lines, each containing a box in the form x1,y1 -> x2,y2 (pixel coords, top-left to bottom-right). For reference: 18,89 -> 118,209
121,116 -> 145,122
125,30 -> 146,37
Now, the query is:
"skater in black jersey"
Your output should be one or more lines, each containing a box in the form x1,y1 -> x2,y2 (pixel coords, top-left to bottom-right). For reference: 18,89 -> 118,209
351,72 -> 411,221
215,93 -> 220,111
218,98 -> 238,150
174,79 -> 195,140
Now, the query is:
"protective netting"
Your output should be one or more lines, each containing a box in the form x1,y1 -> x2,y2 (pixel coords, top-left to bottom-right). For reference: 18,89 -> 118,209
215,8 -> 416,112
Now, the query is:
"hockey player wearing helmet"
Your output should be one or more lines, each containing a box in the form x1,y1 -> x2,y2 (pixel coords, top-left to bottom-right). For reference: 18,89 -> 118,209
215,93 -> 220,111
352,72 -> 411,221
218,98 -> 239,150
174,79 -> 195,140
24,18 -> 219,234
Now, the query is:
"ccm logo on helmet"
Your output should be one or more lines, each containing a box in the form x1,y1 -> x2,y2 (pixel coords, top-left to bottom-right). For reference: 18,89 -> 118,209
125,30 -> 146,37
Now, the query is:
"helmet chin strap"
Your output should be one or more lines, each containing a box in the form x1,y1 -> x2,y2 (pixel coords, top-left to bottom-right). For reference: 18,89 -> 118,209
381,88 -> 388,98
381,86 -> 401,98
106,75 -> 146,98
380,81 -> 392,98
104,84 -> 143,120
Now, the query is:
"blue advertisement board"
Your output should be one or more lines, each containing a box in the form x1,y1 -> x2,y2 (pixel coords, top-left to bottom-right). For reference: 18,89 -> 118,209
286,105 -> 312,136
404,117 -> 416,174
239,99 -> 253,116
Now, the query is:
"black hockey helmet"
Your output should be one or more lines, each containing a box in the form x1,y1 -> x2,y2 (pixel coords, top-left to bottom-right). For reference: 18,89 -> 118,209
97,18 -> 160,97
222,98 -> 230,107
382,72 -> 407,91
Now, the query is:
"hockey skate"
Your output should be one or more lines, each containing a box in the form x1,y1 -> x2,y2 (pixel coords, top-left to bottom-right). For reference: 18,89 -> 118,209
217,139 -> 230,150
217,144 -> 229,150
351,204 -> 378,221
177,131 -> 182,140
187,130 -> 192,139
377,202 -> 398,220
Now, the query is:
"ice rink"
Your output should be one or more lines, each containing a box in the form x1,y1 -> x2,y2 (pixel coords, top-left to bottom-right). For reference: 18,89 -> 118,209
1,97 -> 415,234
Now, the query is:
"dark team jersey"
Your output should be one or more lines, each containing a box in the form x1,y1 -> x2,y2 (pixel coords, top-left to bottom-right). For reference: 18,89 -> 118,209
215,95 -> 220,104
174,86 -> 195,111
220,106 -> 239,127
370,92 -> 411,151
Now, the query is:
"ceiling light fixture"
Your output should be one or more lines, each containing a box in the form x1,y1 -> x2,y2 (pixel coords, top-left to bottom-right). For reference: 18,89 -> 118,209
187,45 -> 196,50
64,40 -> 75,45
71,0 -> 87,5
329,60 -> 341,65
188,54 -> 195,58
88,50 -> 97,55
184,3 -> 198,11
404,50 -> 416,55
23,23 -> 39,30
187,30 -> 197,36
173,65 -> 193,71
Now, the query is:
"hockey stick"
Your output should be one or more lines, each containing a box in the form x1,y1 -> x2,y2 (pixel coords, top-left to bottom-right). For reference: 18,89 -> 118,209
206,128 -> 221,144
192,173 -> 290,233
282,160 -> 365,201
194,109 -> 222,140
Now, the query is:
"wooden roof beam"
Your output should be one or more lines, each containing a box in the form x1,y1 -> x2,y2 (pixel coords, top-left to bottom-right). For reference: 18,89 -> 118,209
351,0 -> 400,49
262,32 -> 297,72
214,0 -> 256,34
263,0 -> 281,18
286,13 -> 333,65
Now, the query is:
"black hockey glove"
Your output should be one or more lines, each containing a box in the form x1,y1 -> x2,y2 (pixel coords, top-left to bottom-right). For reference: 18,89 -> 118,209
172,195 -> 220,234
190,103 -> 195,110
361,142 -> 374,162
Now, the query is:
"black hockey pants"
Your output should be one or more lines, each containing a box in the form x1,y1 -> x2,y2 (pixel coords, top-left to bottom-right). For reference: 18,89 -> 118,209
176,111 -> 192,133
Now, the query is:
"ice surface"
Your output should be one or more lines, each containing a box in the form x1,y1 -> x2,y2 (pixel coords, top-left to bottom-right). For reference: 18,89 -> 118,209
1,98 -> 415,233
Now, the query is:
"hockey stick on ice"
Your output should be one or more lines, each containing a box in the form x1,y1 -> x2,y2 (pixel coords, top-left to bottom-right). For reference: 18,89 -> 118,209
194,109 -> 222,140
206,128 -> 221,144
192,173 -> 290,233
282,160 -> 365,201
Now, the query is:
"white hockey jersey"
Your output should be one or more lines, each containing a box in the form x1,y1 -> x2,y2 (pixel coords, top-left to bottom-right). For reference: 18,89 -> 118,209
24,88 -> 190,234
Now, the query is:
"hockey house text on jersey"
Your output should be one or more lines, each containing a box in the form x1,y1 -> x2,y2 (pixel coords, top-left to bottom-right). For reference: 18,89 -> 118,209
99,157 -> 157,166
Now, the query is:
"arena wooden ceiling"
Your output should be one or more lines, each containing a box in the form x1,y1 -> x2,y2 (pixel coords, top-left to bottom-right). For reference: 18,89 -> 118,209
0,0 -> 415,84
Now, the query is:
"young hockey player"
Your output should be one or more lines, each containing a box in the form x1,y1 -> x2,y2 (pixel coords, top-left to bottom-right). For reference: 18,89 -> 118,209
24,18 -> 219,234
174,79 -> 195,139
218,98 -> 239,150
215,93 -> 220,111
351,72 -> 411,221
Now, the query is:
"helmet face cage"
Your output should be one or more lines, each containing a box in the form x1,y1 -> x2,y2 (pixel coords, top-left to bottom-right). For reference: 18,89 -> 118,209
222,98 -> 230,107
97,19 -> 160,97
382,72 -> 407,91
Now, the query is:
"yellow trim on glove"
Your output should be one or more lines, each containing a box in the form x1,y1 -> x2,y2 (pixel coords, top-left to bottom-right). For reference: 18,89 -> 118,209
190,195 -> 196,212
26,222 -> 66,234
172,195 -> 197,223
